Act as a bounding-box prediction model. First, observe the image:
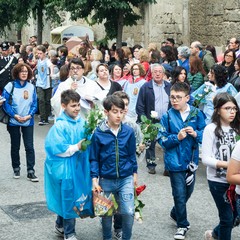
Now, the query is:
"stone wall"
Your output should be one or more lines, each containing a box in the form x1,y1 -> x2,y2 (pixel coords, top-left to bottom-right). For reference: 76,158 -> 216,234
189,0 -> 240,47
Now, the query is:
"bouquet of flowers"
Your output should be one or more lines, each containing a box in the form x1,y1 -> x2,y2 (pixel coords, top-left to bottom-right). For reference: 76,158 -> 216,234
81,105 -> 104,151
134,185 -> 146,223
140,111 -> 162,148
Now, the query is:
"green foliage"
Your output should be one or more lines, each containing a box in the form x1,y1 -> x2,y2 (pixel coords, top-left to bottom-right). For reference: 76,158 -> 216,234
140,115 -> 161,143
81,105 -> 103,151
60,0 -> 156,41
0,0 -> 61,36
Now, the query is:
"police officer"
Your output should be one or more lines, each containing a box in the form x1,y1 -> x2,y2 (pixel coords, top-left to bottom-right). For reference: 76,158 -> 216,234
0,42 -> 18,94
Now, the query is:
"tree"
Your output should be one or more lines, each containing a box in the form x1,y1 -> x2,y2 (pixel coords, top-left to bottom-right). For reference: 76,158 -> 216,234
0,0 -> 62,44
60,0 -> 156,48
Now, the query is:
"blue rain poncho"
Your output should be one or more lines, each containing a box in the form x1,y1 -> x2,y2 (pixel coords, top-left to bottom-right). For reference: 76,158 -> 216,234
44,112 -> 93,219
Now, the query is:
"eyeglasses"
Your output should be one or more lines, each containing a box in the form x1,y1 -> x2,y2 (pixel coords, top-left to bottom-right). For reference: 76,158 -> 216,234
221,107 -> 238,113
20,70 -> 28,73
70,66 -> 82,71
170,95 -> 187,102
153,71 -> 163,74
225,54 -> 233,58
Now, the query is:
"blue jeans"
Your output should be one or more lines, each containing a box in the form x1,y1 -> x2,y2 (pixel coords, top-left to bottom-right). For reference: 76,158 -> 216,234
7,125 -> 35,172
56,215 -> 76,238
169,171 -> 195,228
146,140 -> 157,168
208,180 -> 233,240
99,176 -> 134,240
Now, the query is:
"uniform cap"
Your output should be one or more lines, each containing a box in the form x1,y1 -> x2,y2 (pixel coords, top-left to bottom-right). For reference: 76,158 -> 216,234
0,42 -> 10,51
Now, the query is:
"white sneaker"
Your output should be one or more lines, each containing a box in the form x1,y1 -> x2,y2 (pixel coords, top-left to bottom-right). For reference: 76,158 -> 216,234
174,228 -> 188,240
64,235 -> 78,240
54,225 -> 64,237
113,230 -> 122,240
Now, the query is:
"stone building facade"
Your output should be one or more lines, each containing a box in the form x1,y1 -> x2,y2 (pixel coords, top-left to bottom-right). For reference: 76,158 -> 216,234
2,0 -> 240,49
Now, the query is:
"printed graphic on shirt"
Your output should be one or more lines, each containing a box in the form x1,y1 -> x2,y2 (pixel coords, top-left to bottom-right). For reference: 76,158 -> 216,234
215,129 -> 236,178
23,90 -> 29,100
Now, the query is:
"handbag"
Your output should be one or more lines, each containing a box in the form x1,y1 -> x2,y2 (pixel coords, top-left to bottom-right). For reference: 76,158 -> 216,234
92,191 -> 118,217
0,82 -> 14,124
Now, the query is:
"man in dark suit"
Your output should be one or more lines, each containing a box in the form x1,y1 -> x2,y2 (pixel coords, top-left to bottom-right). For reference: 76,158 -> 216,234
0,42 -> 18,94
136,63 -> 171,174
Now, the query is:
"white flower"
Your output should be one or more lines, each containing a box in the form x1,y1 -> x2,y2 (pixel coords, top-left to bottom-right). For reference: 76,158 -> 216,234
204,87 -> 210,93
150,111 -> 158,119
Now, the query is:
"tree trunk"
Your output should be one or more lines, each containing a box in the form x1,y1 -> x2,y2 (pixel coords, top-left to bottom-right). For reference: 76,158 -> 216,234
17,29 -> 21,42
37,0 -> 44,44
116,11 -> 124,48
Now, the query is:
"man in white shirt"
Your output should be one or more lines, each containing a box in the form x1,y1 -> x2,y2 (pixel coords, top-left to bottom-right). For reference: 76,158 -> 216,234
51,58 -> 99,120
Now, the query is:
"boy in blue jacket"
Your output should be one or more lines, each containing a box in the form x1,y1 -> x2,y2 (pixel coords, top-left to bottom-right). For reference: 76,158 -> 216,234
90,95 -> 137,240
45,90 -> 92,240
158,82 -> 206,240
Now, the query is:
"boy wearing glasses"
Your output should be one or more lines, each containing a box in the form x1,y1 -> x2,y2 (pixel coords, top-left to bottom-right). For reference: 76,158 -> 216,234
158,82 -> 206,240
51,58 -> 99,120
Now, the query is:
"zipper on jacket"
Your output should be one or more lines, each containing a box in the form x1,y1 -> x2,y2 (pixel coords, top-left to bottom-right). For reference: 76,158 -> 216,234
115,138 -> 119,178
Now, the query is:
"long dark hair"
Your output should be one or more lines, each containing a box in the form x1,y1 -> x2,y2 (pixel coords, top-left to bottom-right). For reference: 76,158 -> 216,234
161,45 -> 176,61
212,92 -> 240,138
171,66 -> 190,85
211,64 -> 228,88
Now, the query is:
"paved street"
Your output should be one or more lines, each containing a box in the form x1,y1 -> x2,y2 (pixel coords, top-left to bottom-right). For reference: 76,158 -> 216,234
0,118 -> 239,240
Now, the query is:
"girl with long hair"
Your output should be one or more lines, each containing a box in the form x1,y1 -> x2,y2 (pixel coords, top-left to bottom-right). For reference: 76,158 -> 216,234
202,92 -> 240,240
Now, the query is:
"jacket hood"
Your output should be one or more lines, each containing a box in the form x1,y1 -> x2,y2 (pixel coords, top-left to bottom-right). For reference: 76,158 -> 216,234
56,111 -> 83,124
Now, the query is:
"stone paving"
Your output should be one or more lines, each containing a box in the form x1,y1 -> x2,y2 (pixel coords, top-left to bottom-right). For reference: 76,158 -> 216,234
0,119 -> 239,240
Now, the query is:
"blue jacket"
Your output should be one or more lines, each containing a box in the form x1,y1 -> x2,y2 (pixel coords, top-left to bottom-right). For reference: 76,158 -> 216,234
136,79 -> 171,123
2,80 -> 37,126
90,121 -> 137,179
158,106 -> 206,171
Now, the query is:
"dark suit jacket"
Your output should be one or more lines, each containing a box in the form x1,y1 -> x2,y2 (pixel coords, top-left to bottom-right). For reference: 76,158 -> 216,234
136,79 -> 171,123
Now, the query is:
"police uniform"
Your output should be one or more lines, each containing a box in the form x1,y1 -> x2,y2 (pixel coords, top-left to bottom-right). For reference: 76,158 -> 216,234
0,42 -> 18,93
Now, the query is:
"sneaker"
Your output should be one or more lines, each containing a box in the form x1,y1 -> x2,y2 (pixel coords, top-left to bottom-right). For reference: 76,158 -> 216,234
38,120 -> 49,126
55,225 -> 64,237
113,230 -> 122,240
174,228 -> 188,240
148,167 -> 156,174
64,235 -> 78,240
13,171 -> 20,179
204,230 -> 215,240
27,172 -> 39,182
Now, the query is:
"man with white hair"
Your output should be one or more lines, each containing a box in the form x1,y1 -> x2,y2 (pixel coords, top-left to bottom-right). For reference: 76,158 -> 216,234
136,63 -> 171,174
190,41 -> 215,76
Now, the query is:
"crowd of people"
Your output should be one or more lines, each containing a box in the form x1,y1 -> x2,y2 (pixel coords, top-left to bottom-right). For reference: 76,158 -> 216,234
0,35 -> 240,240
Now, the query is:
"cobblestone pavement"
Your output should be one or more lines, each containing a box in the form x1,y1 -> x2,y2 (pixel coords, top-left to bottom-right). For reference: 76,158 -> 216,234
0,119 -> 239,240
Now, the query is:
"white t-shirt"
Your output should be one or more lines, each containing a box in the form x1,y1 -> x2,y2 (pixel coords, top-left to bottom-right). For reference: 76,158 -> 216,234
202,123 -> 236,183
231,141 -> 240,194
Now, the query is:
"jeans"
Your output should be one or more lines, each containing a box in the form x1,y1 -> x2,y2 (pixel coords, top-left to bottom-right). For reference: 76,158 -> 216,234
146,140 -> 157,168
169,170 -> 195,228
99,176 -> 134,240
7,125 -> 35,172
56,215 -> 76,238
208,180 -> 233,240
36,87 -> 52,121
